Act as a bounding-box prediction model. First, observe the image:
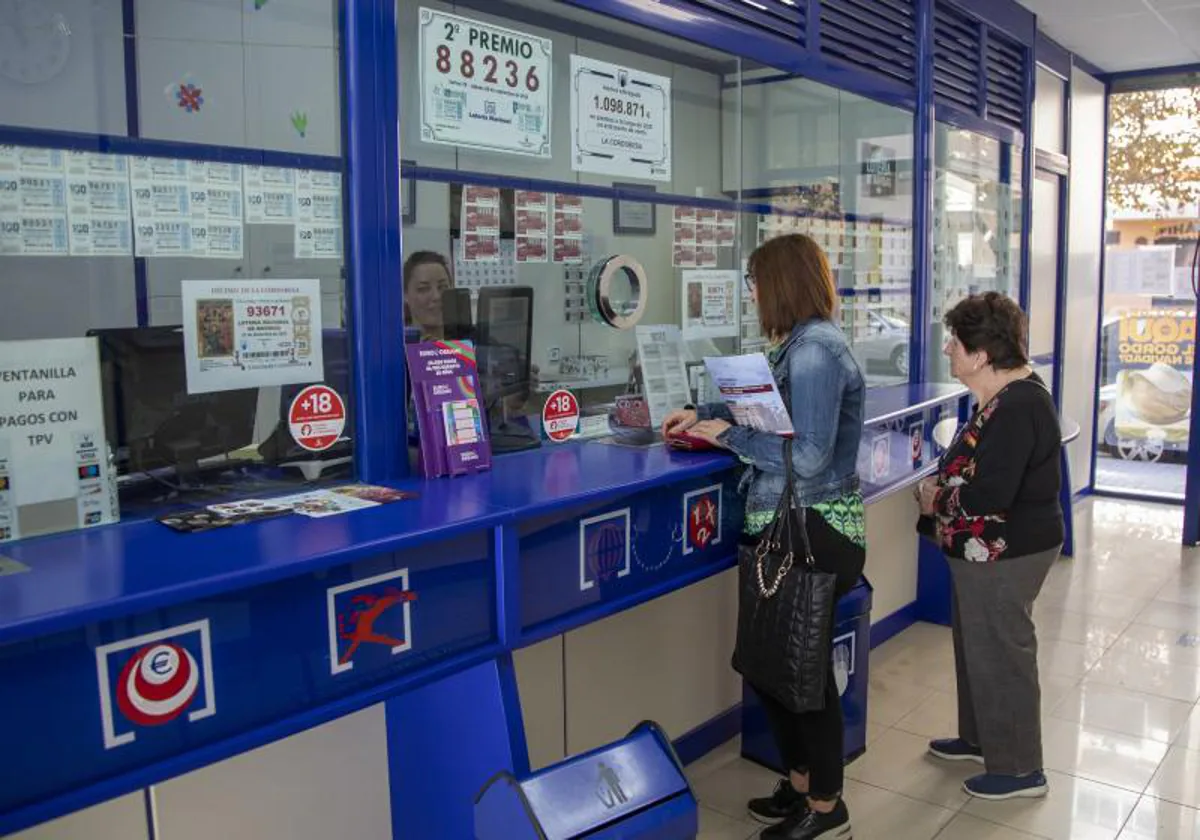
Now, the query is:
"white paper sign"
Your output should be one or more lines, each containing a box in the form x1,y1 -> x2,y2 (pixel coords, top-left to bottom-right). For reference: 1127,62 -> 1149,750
570,55 -> 671,182
65,151 -> 133,256
634,324 -> 693,430
418,8 -> 552,158
0,337 -> 118,542
682,269 -> 738,340
0,147 -> 69,256
244,165 -> 297,224
181,279 -> 324,394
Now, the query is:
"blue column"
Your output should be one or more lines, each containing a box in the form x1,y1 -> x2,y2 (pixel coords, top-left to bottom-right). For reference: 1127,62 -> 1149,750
909,0 -> 934,385
340,0 -> 407,482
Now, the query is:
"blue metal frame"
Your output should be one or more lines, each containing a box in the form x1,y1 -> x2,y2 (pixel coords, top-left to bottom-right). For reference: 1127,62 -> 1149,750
341,0 -> 405,484
1035,31 -> 1072,81
1102,62 -> 1200,87
1018,42 -> 1035,312
942,0 -> 1035,47
1086,73 -> 1112,498
909,0 -> 934,385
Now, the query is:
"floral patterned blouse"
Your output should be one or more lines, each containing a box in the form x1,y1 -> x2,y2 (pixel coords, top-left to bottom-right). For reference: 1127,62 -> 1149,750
919,374 -> 1064,562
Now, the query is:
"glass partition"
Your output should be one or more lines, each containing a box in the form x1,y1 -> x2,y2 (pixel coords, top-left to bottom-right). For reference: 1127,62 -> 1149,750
0,1 -> 351,543
927,123 -> 1023,382
397,0 -> 918,462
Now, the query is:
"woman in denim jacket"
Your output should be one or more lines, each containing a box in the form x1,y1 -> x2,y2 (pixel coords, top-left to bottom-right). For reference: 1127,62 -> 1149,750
663,234 -> 865,840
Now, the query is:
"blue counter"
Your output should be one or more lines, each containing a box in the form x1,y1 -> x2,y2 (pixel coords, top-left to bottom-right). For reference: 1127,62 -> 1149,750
0,384 -> 969,837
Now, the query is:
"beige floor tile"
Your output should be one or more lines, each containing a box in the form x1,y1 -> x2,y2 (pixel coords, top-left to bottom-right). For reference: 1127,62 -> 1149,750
936,812 -> 1048,839
1039,638 -> 1108,680
1035,607 -> 1131,648
1041,717 -> 1170,794
838,780 -> 956,840
1148,747 -> 1200,810
1171,706 -> 1200,752
697,806 -> 760,840
687,737 -> 743,784
867,677 -> 936,728
690,758 -> 780,822
1119,796 -> 1200,839
866,722 -> 888,746
893,690 -> 958,740
1138,601 -> 1200,635
963,769 -> 1141,840
1056,591 -> 1153,622
1108,624 -> 1200,670
1085,651 -> 1200,703
1050,682 -> 1193,744
843,728 -> 972,810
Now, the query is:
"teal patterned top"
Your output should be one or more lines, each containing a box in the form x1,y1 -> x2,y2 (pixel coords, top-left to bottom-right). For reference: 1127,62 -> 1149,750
739,342 -> 866,549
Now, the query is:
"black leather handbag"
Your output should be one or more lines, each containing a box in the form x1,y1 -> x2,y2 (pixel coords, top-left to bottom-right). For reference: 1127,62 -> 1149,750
731,439 -> 839,714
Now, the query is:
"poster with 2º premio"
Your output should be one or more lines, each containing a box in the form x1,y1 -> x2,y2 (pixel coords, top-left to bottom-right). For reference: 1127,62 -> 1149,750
418,8 -> 552,158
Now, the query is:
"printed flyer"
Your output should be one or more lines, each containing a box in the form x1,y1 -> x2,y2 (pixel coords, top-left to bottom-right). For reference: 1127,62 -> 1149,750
405,340 -> 492,478
65,151 -> 133,257
180,279 -> 324,394
634,324 -> 693,431
703,353 -> 794,435
681,270 -> 738,340
570,54 -> 671,181
418,8 -> 552,158
460,184 -> 501,263
515,190 -> 549,263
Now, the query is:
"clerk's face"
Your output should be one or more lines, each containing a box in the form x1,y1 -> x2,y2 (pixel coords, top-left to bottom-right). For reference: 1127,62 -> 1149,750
406,262 -> 452,332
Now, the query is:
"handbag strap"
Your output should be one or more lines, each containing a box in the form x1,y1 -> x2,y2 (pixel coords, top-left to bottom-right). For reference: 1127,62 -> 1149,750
756,439 -> 817,598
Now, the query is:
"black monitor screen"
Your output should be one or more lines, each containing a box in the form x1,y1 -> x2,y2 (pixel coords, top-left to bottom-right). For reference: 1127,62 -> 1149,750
91,327 -> 259,475
476,287 -> 533,404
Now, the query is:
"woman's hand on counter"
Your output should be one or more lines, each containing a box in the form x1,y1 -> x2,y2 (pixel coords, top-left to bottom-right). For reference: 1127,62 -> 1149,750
661,408 -> 698,437
688,419 -> 733,448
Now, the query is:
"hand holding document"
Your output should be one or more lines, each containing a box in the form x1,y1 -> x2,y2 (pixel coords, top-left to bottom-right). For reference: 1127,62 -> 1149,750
703,353 -> 794,436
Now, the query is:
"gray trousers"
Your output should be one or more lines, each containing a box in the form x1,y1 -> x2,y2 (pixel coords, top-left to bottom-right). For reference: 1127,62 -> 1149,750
949,547 -> 1060,776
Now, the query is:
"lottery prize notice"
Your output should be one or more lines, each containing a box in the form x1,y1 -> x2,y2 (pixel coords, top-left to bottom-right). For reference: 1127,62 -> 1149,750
181,279 -> 324,395
419,7 -> 552,158
0,338 -> 119,543
570,55 -> 672,182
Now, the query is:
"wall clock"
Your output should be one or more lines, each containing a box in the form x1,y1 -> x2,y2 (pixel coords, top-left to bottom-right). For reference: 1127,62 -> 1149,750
0,0 -> 72,85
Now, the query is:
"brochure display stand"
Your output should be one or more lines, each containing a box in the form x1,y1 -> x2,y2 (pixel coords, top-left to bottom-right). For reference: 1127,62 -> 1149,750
405,340 -> 493,478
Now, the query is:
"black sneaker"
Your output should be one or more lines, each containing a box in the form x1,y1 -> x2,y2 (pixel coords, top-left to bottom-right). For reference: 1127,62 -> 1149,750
761,798 -> 851,840
747,779 -> 807,825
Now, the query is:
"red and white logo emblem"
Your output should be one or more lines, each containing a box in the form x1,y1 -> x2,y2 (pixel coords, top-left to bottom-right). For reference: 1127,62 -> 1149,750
682,485 -> 722,556
96,620 -> 216,750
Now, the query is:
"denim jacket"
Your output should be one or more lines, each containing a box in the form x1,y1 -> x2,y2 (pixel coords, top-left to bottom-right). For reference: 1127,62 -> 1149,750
702,319 -> 865,511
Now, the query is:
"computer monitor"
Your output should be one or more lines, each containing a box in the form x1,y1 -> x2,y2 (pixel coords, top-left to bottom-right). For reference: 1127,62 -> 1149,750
90,326 -> 259,482
475,287 -> 539,453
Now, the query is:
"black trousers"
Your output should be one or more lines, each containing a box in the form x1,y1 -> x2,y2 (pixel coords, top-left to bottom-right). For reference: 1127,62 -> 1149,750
748,510 -> 866,800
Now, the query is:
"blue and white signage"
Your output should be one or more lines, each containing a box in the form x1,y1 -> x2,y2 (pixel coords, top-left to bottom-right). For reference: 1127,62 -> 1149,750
579,508 -> 631,591
418,8 -> 552,158
327,568 -> 416,675
95,620 -> 216,750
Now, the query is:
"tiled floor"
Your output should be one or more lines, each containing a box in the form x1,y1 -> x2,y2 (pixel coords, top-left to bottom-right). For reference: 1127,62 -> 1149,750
687,498 -> 1200,839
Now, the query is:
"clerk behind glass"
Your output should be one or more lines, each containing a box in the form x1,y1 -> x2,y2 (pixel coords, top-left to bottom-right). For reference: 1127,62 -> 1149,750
403,251 -> 452,340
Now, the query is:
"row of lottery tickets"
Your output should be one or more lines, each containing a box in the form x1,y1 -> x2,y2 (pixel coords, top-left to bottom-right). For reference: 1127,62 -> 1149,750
0,145 -> 343,261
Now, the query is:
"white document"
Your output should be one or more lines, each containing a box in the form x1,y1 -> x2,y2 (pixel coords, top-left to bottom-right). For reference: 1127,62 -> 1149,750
681,269 -> 738,340
703,353 -> 794,435
0,337 -> 119,542
0,147 -> 69,256
570,54 -> 671,182
244,165 -> 298,224
418,8 -> 552,158
65,151 -> 133,256
634,325 -> 693,431
181,279 -> 324,394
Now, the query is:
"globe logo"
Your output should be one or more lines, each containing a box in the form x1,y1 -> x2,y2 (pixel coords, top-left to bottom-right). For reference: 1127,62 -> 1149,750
115,642 -> 201,727
587,521 -> 627,583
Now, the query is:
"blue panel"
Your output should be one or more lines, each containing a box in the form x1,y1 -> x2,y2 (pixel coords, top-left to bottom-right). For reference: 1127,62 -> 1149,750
0,481 -> 509,646
1035,31 -> 1071,80
818,0 -> 918,89
387,658 -> 522,840
911,0 -> 934,384
938,0 -> 1035,47
0,535 -> 495,820
518,474 -> 743,633
916,538 -> 953,625
341,0 -> 405,483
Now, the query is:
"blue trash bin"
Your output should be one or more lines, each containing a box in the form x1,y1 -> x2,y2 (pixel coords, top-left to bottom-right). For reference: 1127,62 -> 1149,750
740,577 -> 874,769
475,720 -> 699,840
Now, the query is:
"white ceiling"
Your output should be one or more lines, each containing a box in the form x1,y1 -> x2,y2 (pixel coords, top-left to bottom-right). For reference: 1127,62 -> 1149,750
1017,0 -> 1200,74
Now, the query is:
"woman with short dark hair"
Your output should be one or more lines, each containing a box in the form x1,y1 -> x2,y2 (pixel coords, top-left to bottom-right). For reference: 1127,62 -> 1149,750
916,291 -> 1063,801
664,233 -> 865,840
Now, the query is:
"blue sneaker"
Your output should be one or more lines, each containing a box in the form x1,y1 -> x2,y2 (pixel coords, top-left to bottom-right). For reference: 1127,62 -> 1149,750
927,738 -> 984,764
963,771 -> 1049,801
